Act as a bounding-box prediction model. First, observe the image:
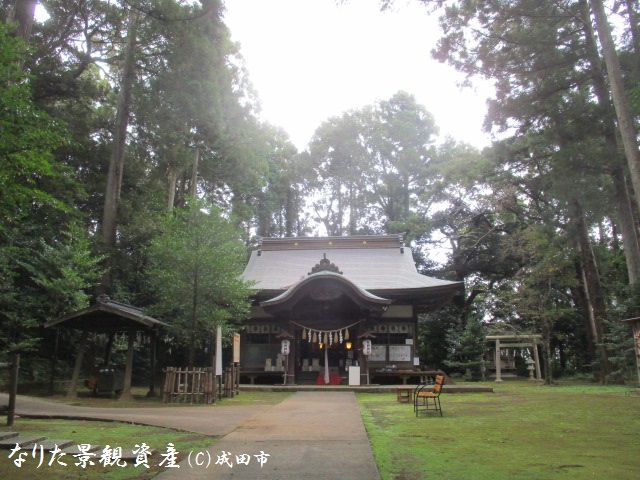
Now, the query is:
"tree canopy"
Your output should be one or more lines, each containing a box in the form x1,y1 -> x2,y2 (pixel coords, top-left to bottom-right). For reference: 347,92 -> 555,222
2,0 -> 639,384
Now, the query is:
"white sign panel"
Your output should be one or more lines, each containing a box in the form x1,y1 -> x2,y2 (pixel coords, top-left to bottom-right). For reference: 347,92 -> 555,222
370,345 -> 386,362
389,345 -> 412,362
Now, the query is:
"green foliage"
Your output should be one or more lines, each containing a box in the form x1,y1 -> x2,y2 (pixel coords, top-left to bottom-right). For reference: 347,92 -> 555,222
148,200 -> 252,365
0,226 -> 103,359
418,307 -> 458,369
0,22 -> 69,225
307,91 -> 439,235
26,227 -> 104,313
0,21 -> 102,379
444,315 -> 487,380
601,317 -> 636,384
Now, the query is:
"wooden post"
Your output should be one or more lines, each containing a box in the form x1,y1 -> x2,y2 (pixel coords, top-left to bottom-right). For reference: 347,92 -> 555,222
233,363 -> 240,395
67,327 -> 89,397
7,354 -> 19,427
147,331 -> 157,397
119,330 -> 135,401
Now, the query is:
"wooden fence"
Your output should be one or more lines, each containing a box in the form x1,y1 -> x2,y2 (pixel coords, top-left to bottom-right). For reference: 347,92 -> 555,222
223,364 -> 240,398
162,365 -> 239,404
162,367 -> 216,404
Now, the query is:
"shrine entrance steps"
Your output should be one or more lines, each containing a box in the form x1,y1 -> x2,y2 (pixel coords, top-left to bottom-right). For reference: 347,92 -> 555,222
239,384 -> 493,393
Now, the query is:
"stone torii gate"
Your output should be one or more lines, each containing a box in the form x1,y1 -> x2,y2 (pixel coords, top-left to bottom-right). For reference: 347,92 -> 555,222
486,335 -> 542,383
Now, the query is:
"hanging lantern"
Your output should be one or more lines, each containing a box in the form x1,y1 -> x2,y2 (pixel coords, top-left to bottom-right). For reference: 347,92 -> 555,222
334,332 -> 338,343
313,331 -> 318,343
302,329 -> 307,340
345,329 -> 350,340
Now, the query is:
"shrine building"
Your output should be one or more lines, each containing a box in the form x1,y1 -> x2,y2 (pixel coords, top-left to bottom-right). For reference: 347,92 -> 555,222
239,234 -> 463,385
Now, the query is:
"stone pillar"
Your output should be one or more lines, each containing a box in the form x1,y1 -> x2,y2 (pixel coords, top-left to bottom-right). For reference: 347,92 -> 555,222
119,330 -> 135,401
532,339 -> 542,382
494,338 -> 503,383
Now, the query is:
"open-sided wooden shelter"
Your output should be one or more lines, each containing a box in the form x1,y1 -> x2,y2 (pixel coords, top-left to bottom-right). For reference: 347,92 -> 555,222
45,295 -> 168,400
240,234 -> 463,385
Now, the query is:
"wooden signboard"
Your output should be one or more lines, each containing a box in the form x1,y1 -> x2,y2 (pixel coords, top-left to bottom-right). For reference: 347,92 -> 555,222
233,333 -> 241,364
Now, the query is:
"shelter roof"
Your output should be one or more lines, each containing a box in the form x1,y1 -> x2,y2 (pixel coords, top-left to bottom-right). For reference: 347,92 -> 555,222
243,235 -> 463,301
45,295 -> 168,333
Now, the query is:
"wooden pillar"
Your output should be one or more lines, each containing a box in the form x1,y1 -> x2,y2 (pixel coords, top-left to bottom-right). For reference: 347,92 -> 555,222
67,327 -> 89,397
494,338 -> 503,383
147,331 -> 157,397
287,334 -> 296,385
119,330 -> 135,401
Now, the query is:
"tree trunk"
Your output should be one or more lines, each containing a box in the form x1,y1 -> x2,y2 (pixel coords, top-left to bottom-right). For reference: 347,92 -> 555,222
611,166 -> 640,284
167,167 -> 178,211
570,271 -> 598,365
571,198 -> 611,382
542,331 -> 553,385
189,260 -> 198,369
100,10 -> 138,292
582,0 -> 640,284
590,0 -> 640,211
623,0 -> 640,74
6,0 -> 37,44
189,148 -> 200,199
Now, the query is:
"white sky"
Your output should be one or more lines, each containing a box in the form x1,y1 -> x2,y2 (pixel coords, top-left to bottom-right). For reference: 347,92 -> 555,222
223,0 -> 494,152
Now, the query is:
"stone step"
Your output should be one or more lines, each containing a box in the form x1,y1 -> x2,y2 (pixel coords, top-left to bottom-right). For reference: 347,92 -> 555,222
61,443 -> 102,455
23,439 -> 75,450
0,435 -> 46,449
0,432 -> 18,441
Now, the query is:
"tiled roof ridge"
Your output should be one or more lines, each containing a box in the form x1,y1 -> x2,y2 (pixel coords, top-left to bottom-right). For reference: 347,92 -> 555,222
258,234 -> 405,252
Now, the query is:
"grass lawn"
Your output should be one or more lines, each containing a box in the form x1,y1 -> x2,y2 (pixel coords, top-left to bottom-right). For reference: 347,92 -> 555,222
0,418 -> 213,479
357,380 -> 640,480
0,389 -> 292,479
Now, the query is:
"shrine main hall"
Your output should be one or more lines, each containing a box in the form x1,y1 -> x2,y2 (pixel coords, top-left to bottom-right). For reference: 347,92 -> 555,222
239,234 -> 463,385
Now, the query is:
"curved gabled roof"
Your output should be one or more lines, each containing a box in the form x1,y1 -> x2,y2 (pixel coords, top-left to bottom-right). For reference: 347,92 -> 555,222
260,271 -> 392,312
242,235 -> 463,302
